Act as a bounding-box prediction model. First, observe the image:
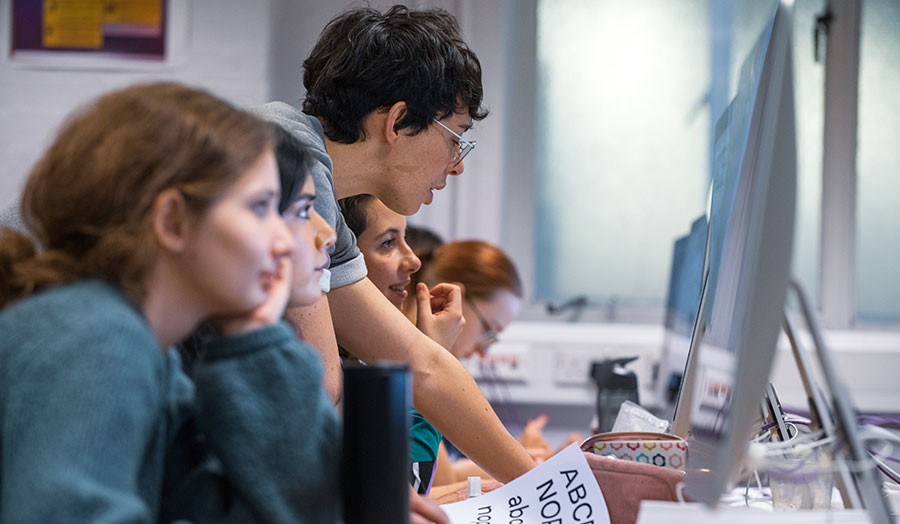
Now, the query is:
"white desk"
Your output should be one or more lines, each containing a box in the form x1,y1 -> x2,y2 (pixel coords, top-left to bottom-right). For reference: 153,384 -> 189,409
637,500 -> 871,524
636,484 -> 900,524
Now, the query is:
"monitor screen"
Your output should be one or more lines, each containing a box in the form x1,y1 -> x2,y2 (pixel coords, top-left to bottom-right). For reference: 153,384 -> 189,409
655,214 -> 708,413
675,0 -> 798,505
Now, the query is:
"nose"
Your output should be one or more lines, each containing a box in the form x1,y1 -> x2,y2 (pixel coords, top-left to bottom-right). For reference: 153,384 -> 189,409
312,210 -> 336,252
400,243 -> 421,274
271,215 -> 294,258
446,158 -> 464,176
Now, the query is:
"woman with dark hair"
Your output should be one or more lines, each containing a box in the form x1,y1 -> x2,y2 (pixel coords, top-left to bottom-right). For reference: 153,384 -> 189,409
0,82 -> 344,523
340,194 -> 462,350
340,195 -> 553,499
402,240 -> 560,493
340,194 -> 422,308
273,124 -> 340,308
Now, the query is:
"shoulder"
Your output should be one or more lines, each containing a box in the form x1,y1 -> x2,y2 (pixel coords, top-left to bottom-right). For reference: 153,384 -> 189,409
250,102 -> 335,192
249,102 -> 327,153
1,280 -> 162,373
2,279 -> 147,326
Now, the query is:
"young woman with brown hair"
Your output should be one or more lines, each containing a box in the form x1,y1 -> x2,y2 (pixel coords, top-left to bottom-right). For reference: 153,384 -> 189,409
406,240 -> 523,360
0,82 -> 346,523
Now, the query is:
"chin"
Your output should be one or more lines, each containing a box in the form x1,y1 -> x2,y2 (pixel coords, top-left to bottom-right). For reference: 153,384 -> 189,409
400,200 -> 422,216
242,293 -> 268,313
288,287 -> 322,308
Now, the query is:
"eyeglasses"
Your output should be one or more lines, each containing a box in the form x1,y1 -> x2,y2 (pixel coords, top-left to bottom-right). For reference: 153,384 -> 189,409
467,298 -> 498,347
432,119 -> 476,166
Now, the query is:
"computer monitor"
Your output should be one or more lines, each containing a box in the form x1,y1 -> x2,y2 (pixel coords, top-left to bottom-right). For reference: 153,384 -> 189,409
671,0 -> 798,506
654,214 -> 708,415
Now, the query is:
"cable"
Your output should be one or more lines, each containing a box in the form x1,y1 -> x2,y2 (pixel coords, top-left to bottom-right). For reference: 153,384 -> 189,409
858,414 -> 900,430
870,454 -> 900,485
675,481 -> 688,504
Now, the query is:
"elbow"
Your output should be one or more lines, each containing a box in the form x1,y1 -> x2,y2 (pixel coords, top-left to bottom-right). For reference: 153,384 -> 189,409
323,366 -> 343,405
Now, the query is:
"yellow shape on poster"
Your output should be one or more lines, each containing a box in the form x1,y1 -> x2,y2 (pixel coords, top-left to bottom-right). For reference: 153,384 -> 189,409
43,0 -> 104,49
104,0 -> 162,27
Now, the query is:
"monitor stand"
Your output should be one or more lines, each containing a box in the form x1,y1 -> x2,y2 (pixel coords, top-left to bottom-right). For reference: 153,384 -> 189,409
782,280 -> 893,524
760,382 -> 793,442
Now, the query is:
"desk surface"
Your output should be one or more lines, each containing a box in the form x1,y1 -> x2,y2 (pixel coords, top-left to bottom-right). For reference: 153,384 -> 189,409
636,500 -> 872,524
634,485 -> 900,524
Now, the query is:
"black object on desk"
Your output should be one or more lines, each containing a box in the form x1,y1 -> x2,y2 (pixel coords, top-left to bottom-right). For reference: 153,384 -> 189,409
591,356 -> 640,433
342,362 -> 411,524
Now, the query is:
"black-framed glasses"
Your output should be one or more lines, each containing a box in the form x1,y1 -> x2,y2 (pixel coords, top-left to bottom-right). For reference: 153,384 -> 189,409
467,298 -> 498,347
433,119 -> 476,166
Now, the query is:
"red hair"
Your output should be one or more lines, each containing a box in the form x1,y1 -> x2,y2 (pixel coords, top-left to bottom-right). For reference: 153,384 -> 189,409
413,240 -> 521,301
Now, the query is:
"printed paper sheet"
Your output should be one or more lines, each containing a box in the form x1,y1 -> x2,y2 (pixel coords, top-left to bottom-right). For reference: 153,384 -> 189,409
441,443 -> 610,524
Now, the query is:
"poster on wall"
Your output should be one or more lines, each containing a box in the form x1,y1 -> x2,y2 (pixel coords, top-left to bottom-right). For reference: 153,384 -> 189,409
10,0 -> 167,61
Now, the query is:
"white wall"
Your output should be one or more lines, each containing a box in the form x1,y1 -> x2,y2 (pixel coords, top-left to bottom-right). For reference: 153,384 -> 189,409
466,322 -> 900,447
0,0 -> 505,241
0,0 -> 272,208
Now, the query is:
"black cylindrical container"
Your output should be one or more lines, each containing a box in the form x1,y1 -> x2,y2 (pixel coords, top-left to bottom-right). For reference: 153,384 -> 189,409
591,356 -> 640,433
342,362 -> 411,524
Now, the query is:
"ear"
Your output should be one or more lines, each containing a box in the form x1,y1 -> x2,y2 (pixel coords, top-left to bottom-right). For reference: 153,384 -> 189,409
151,188 -> 193,254
383,101 -> 409,146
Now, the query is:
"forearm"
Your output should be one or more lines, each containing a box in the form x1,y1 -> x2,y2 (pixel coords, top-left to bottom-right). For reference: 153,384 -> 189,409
284,295 -> 342,404
432,442 -> 457,486
451,459 -> 490,481
329,278 -> 535,482
412,347 -> 534,482
193,323 -> 342,524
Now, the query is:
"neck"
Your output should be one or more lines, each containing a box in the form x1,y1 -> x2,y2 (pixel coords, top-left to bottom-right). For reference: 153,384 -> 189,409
141,263 -> 206,349
319,114 -> 390,200
324,136 -> 386,200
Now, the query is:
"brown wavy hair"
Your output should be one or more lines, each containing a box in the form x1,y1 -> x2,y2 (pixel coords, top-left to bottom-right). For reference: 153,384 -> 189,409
0,82 -> 275,308
412,240 -> 522,302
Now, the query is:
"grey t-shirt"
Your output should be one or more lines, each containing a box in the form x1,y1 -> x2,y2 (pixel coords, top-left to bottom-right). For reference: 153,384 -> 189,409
250,102 -> 367,290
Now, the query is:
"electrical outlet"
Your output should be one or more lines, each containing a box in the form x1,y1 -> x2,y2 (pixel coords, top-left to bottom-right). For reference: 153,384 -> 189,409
462,343 -> 530,383
555,350 -> 594,385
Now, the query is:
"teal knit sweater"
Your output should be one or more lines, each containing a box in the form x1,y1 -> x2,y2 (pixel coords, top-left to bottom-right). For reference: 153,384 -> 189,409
0,280 -> 341,523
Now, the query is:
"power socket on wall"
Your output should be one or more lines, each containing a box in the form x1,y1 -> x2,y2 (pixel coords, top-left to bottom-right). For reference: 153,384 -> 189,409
555,350 -> 596,386
462,343 -> 531,383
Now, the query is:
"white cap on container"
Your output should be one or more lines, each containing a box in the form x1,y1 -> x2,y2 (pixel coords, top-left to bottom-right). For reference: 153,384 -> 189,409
466,476 -> 482,498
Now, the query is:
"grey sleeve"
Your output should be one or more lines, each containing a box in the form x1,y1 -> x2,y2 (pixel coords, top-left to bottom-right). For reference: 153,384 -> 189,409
191,322 -> 342,524
248,102 -> 367,290
308,162 -> 368,289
